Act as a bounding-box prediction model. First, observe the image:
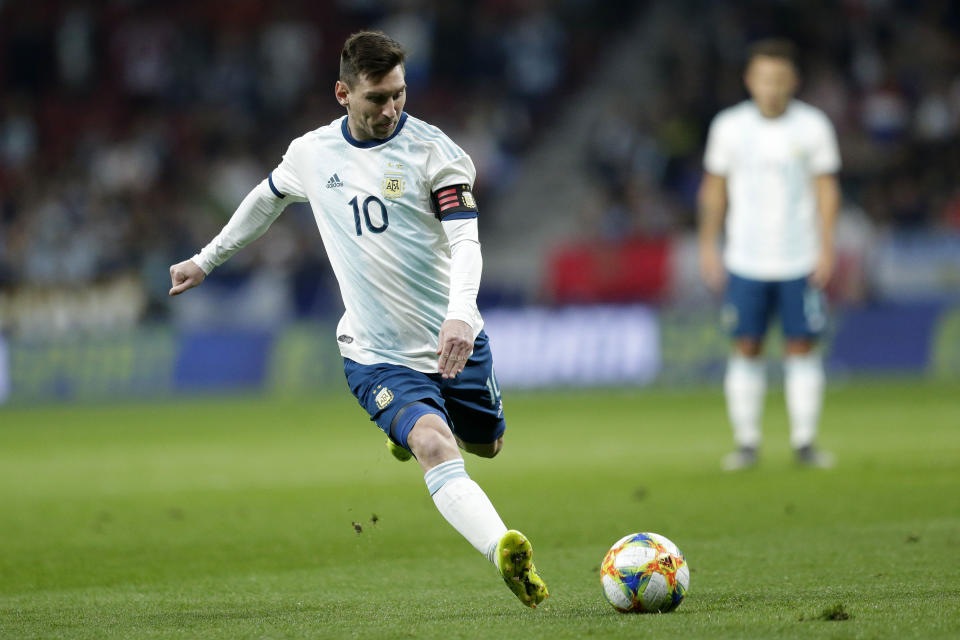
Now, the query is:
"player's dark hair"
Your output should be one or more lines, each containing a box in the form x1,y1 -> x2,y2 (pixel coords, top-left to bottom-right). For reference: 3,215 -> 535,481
746,38 -> 799,69
339,30 -> 406,87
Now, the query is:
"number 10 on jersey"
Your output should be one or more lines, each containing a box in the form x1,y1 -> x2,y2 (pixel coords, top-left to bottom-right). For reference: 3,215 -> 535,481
349,195 -> 389,235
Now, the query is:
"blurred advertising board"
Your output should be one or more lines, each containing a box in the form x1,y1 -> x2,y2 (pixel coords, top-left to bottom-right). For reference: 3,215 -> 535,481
482,305 -> 660,388
1,303 -> 957,405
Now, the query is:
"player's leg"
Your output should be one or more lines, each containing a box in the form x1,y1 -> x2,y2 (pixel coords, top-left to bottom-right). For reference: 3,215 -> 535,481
381,400 -> 510,557
721,274 -> 772,470
342,357 -> 545,607
780,279 -> 833,468
380,402 -> 515,574
391,409 -> 503,460
342,358 -> 503,553
407,411 -> 547,607
406,412 -> 507,563
439,330 -> 548,606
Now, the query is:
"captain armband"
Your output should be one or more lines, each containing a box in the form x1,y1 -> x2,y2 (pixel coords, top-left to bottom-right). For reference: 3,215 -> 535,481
431,184 -> 479,220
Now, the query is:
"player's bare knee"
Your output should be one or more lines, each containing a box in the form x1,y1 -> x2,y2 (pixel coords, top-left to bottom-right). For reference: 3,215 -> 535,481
407,415 -> 458,462
785,339 -> 815,355
735,339 -> 763,358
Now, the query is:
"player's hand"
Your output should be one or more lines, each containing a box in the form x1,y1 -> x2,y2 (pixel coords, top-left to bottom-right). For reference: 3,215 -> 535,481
437,319 -> 473,379
169,259 -> 206,296
810,251 -> 834,290
699,244 -> 726,293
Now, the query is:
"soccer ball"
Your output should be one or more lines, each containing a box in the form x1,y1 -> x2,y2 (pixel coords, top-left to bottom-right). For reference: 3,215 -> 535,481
600,532 -> 689,613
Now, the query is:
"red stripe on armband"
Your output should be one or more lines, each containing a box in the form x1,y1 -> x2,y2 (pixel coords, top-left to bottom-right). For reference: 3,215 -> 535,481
431,183 -> 478,220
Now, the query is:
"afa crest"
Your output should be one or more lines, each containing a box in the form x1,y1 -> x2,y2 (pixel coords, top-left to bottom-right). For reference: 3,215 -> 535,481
461,189 -> 476,209
375,386 -> 394,410
382,173 -> 405,199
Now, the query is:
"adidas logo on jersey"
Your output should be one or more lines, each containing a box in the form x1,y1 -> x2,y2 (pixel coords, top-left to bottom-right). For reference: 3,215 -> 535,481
326,173 -> 344,188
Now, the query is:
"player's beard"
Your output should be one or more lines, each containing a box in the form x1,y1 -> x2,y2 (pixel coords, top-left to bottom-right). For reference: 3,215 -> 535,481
373,118 -> 397,138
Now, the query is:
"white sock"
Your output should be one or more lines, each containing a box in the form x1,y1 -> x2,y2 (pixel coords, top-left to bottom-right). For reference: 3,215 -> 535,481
785,353 -> 825,449
724,355 -> 766,449
424,459 -> 507,565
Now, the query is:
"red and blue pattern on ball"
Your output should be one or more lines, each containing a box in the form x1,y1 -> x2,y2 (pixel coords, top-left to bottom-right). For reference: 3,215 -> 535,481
600,532 -> 687,613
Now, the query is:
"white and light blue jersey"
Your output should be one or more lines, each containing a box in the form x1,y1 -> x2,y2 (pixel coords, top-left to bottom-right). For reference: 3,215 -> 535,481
268,113 -> 481,372
704,99 -> 841,280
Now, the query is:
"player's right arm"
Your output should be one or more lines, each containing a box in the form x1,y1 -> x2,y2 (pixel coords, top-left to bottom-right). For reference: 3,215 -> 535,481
698,113 -> 731,293
168,179 -> 290,296
808,111 -> 842,290
810,173 -> 840,289
169,139 -> 308,296
697,172 -> 728,293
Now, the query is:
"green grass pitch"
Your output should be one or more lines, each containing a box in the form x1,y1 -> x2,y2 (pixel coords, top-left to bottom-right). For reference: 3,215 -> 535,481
1,379 -> 958,639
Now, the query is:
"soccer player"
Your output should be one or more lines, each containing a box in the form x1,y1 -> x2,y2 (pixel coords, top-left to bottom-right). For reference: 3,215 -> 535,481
168,31 -> 548,607
698,38 -> 841,471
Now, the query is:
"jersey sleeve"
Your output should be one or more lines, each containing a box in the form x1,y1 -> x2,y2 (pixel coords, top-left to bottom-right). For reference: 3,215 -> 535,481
703,113 -> 731,176
191,179 -> 289,274
429,153 -> 477,191
808,112 -> 841,175
442,217 -> 482,330
428,152 -> 479,221
267,136 -> 310,201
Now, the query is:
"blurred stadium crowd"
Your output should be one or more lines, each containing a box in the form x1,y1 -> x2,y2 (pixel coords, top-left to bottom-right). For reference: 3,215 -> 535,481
0,0 -> 637,331
582,0 -> 960,238
1,0 -> 959,337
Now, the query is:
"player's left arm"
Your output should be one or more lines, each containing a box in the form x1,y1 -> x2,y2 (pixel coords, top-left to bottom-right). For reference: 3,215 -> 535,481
811,173 -> 840,289
432,183 -> 482,379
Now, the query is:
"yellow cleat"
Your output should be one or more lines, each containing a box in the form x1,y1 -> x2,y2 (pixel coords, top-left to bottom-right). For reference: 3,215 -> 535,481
496,530 -> 548,608
385,437 -> 412,462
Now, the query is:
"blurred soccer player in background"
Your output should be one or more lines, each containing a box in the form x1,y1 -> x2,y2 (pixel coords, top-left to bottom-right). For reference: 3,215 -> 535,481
168,30 -> 547,608
698,38 -> 841,471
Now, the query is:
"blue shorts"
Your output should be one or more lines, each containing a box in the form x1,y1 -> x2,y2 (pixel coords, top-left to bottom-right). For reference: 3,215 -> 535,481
343,330 -> 505,451
723,273 -> 827,339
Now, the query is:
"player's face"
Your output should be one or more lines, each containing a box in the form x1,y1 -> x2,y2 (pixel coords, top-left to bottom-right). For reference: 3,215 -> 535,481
337,65 -> 407,141
744,56 -> 798,118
